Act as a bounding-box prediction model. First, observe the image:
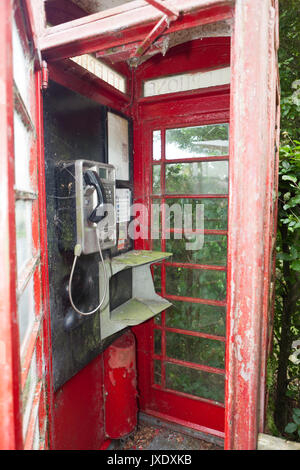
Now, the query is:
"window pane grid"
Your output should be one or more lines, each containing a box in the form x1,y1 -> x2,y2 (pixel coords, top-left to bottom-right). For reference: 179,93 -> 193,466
13,11 -> 48,449
153,324 -> 226,342
150,123 -> 228,403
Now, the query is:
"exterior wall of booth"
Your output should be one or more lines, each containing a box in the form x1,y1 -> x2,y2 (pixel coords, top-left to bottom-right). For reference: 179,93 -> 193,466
0,0 -> 279,451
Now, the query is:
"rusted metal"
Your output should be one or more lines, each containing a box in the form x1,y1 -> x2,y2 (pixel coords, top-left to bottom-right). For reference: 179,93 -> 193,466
224,0 -> 279,450
0,1 -> 53,450
39,0 -> 234,61
96,35 -> 168,63
23,0 -> 46,69
132,16 -> 172,60
41,60 -> 49,90
104,330 -> 138,439
0,0 -> 23,451
144,0 -> 180,20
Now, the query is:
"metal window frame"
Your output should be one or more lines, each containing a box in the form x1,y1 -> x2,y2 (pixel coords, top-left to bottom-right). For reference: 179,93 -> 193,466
0,0 -> 53,451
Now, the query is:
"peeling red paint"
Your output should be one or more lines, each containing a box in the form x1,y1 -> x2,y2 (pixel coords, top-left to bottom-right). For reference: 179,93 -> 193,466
104,331 -> 138,439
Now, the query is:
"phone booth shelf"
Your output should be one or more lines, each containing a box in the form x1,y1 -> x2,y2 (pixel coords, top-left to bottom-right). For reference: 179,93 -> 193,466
101,250 -> 173,340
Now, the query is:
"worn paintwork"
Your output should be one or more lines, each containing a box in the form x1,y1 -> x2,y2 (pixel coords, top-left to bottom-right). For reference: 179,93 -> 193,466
0,0 -> 279,452
224,0 -> 279,451
104,330 -> 138,439
111,249 -> 172,268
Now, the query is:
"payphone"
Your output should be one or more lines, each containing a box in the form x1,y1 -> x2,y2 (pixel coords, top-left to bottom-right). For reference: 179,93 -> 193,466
57,159 -> 116,316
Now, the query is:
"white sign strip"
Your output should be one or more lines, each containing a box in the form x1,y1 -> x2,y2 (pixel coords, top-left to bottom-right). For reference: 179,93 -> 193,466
143,67 -> 230,97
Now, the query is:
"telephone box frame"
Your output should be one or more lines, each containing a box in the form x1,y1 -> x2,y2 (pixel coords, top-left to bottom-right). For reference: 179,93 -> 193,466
0,0 -> 280,450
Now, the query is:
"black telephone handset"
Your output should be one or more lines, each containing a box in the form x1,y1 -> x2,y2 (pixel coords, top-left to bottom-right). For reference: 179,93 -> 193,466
84,170 -> 107,224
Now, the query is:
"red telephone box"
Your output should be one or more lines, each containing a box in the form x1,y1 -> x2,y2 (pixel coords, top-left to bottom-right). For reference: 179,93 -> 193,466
0,0 -> 280,451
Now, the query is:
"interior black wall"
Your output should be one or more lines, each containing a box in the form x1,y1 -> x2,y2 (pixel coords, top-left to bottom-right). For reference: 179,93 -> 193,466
44,80 -> 108,390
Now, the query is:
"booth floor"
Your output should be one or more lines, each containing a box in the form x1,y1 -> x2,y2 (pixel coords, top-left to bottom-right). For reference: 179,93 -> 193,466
117,424 -> 223,451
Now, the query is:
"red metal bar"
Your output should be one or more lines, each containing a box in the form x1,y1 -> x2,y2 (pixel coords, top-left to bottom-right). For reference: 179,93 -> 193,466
23,380 -> 43,450
145,0 -> 180,20
153,324 -> 226,342
145,408 -> 225,439
17,255 -> 40,299
160,128 -> 167,388
132,15 -> 170,59
165,294 -> 226,307
35,70 -> 54,449
48,62 -> 130,116
96,36 -> 167,63
152,385 -> 225,408
151,193 -> 229,199
169,228 -> 228,235
23,0 -> 46,68
160,156 -> 230,164
40,1 -> 234,61
162,355 -> 225,375
21,320 -> 40,390
164,261 -> 226,271
225,0 -> 279,450
0,0 -> 23,450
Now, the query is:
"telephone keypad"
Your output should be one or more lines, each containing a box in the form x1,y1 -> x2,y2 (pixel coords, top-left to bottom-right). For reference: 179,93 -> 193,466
102,182 -> 114,204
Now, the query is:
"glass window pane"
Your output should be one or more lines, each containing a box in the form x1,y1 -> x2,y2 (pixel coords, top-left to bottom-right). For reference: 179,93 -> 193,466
18,276 -> 35,348
165,300 -> 226,336
154,360 -> 162,385
154,329 -> 162,355
13,21 -> 33,113
152,264 -> 161,292
166,234 -> 227,266
165,266 -> 226,301
15,200 -> 33,273
165,161 -> 228,195
33,422 -> 40,450
165,362 -> 225,403
166,124 -> 229,159
166,332 -> 225,369
152,165 -> 161,194
151,199 -> 161,244
14,111 -> 32,191
165,198 -> 228,231
152,238 -> 161,251
154,313 -> 161,325
153,130 -> 161,161
22,351 -> 37,438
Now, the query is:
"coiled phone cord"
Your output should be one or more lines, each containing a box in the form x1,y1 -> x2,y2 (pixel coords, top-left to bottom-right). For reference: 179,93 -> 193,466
68,228 -> 108,316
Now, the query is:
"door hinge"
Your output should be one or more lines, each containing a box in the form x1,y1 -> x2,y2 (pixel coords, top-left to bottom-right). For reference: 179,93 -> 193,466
41,61 -> 49,90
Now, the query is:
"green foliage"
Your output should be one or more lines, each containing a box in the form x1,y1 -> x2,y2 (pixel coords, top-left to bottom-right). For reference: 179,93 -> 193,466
284,409 -> 300,440
278,0 -> 300,138
266,0 -> 300,438
273,139 -> 300,430
277,139 -> 300,252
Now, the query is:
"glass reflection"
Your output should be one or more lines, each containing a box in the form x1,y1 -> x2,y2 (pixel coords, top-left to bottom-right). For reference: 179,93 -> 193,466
166,123 -> 229,159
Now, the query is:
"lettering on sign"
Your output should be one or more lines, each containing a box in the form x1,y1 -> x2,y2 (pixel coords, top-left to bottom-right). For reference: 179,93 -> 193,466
143,67 -> 230,97
71,54 -> 126,93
